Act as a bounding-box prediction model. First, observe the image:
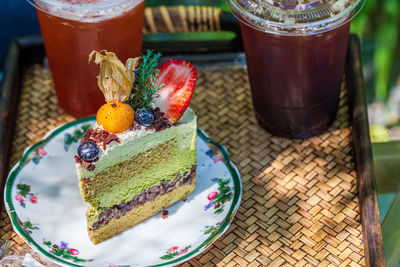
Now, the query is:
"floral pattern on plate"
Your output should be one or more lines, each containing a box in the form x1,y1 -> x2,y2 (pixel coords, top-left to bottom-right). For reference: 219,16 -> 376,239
205,144 -> 223,164
18,218 -> 39,235
160,246 -> 191,260
43,240 -> 93,263
204,178 -> 233,214
4,116 -> 242,266
27,146 -> 47,165
202,222 -> 222,236
14,184 -> 38,208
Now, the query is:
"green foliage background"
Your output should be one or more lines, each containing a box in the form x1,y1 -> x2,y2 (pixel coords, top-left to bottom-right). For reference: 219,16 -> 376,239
350,0 -> 400,103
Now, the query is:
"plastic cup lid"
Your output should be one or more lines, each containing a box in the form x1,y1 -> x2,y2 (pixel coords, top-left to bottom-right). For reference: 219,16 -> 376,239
227,0 -> 365,35
26,0 -> 142,21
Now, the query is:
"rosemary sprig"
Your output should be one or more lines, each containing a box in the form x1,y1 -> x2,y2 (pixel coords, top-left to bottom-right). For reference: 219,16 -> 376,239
129,50 -> 164,110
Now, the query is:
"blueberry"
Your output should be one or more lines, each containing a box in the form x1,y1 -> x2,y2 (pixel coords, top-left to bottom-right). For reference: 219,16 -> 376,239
135,109 -> 154,126
77,141 -> 99,161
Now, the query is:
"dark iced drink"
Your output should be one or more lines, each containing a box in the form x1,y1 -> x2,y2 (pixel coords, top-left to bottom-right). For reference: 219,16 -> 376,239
241,22 -> 350,138
228,0 -> 365,138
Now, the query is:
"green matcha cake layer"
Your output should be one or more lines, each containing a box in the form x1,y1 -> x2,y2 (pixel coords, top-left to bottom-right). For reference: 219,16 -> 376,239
83,150 -> 196,208
87,165 -> 197,230
79,140 -> 176,201
76,108 -> 197,179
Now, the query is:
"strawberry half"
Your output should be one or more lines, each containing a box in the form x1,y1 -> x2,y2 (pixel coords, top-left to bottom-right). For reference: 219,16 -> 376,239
152,59 -> 197,123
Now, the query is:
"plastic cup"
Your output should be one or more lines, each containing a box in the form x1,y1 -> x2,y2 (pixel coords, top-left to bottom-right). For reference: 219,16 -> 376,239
227,0 -> 365,138
26,0 -> 145,118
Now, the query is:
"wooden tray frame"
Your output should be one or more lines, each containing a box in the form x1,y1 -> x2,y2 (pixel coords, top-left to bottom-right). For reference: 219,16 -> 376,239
0,34 -> 385,266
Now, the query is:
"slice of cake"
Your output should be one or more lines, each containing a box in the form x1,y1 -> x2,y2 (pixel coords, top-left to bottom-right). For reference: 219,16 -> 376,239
74,51 -> 198,244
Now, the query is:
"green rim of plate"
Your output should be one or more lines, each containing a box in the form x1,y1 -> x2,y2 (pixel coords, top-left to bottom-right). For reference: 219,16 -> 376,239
4,116 -> 242,267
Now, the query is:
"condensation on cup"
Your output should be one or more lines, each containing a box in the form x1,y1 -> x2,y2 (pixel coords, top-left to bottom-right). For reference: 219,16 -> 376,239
26,0 -> 145,117
227,0 -> 365,138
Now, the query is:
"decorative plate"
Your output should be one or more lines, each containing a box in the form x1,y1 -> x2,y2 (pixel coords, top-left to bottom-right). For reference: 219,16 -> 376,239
4,117 -> 242,267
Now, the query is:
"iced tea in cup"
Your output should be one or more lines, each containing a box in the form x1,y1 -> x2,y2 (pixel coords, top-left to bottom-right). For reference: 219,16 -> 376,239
26,0 -> 145,117
227,0 -> 365,138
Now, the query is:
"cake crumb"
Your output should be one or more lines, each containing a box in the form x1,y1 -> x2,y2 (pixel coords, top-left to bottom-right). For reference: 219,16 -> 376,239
162,209 -> 169,219
74,155 -> 82,164
83,128 -> 120,150
87,164 -> 96,171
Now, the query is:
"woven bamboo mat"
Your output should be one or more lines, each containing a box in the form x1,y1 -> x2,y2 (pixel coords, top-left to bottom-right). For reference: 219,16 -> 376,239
0,63 -> 365,266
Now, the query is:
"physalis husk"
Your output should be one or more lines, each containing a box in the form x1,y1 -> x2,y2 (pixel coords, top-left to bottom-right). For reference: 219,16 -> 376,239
89,50 -> 140,103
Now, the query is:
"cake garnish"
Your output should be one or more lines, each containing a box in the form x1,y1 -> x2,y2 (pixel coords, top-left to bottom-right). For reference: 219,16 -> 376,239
162,209 -> 169,219
130,121 -> 142,131
96,102 -> 135,134
75,140 -> 100,171
89,50 -> 138,103
148,107 -> 170,132
89,50 -> 139,134
130,107 -> 169,131
75,126 -> 120,170
77,141 -> 100,162
152,59 -> 197,123
83,128 -> 120,150
128,50 -> 164,110
74,155 -> 97,171
135,108 -> 154,126
90,50 -> 196,133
